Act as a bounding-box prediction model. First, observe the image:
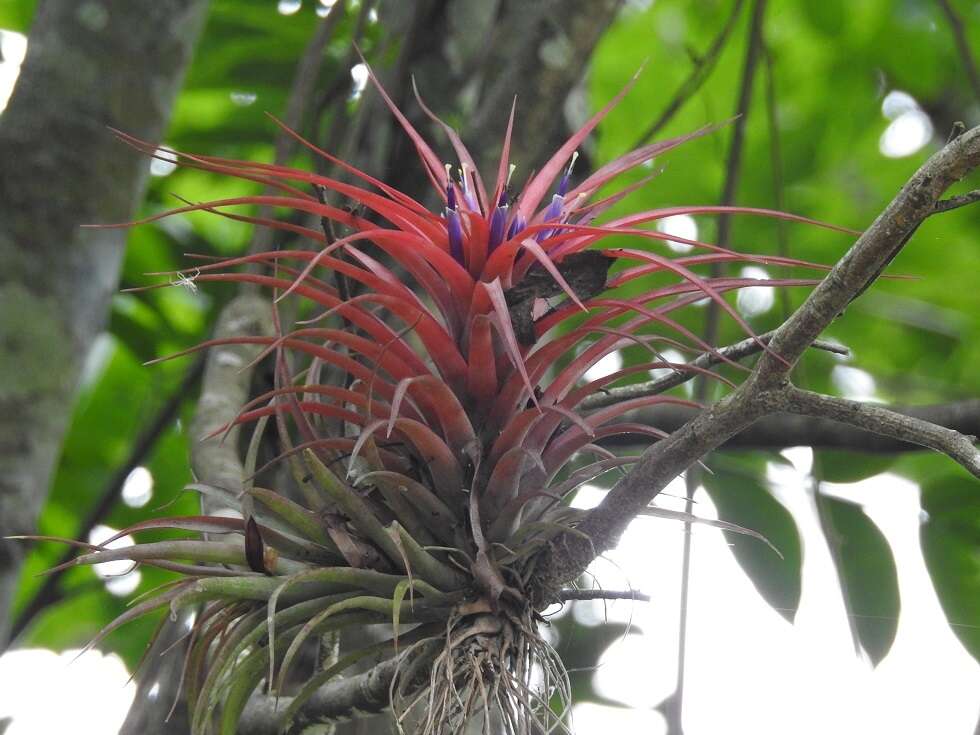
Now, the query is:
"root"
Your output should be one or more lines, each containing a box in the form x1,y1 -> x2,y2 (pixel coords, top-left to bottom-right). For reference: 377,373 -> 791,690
391,603 -> 572,735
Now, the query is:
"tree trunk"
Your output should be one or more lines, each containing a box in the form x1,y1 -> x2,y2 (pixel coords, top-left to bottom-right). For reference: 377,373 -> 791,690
0,0 -> 210,643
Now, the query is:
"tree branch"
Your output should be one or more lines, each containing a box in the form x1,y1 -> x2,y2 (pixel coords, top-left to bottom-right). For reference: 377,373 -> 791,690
0,0 -> 209,644
558,589 -> 651,602
580,331 -> 846,411
601,399 -> 980,453
246,0 -> 347,262
188,294 -> 275,507
934,187 -> 980,213
755,125 -> 980,382
466,0 -> 624,179
778,387 -> 980,478
530,123 -> 980,605
673,3 -> 767,727
238,656 -> 401,735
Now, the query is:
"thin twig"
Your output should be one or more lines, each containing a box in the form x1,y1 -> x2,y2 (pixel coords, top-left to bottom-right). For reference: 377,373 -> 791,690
761,38 -> 866,651
277,0 -> 348,161
705,0 -> 769,345
7,354 -> 206,642
311,183 -> 350,304
935,0 -> 980,101
933,188 -> 980,213
847,181 -> 980,307
632,0 -> 746,148
580,331 -> 846,411
314,0 -> 377,181
558,589 -> 651,602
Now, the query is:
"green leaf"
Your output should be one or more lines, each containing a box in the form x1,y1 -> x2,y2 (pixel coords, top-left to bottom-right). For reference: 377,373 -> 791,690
552,607 -> 633,707
919,472 -> 980,661
817,449 -> 896,484
703,455 -> 802,621
819,495 -> 900,665
0,3 -> 36,31
802,0 -> 845,36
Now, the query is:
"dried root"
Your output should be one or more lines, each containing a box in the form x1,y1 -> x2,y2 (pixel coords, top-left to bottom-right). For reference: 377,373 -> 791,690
392,602 -> 571,735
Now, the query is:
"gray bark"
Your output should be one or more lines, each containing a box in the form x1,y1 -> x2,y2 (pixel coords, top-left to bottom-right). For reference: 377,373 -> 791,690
0,0 -> 210,642
603,400 -> 980,453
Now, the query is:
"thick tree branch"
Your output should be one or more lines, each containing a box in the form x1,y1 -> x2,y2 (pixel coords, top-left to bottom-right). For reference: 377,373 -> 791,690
0,0 -> 209,643
530,123 -> 980,605
188,294 -> 275,507
754,125 -> 980,383
778,387 -> 980,478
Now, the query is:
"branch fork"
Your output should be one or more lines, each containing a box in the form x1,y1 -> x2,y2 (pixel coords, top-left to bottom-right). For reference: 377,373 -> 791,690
530,123 -> 980,605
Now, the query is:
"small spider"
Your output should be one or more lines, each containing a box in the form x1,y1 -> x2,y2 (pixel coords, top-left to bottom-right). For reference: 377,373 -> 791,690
171,268 -> 201,294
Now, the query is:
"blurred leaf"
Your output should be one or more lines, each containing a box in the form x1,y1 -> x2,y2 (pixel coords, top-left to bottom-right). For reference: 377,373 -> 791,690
26,565 -> 176,669
817,450 -> 896,484
109,294 -> 166,364
919,471 -> 980,661
552,606 -> 633,706
0,2 -> 35,30
819,495 -> 900,665
802,0 -> 845,36
703,454 -> 802,621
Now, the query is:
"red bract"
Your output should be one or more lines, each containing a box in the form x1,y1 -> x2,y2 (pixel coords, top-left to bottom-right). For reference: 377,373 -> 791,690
108,81 -> 845,526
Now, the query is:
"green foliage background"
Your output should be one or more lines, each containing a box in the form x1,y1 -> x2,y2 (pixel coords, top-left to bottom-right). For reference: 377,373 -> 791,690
2,0 -> 978,709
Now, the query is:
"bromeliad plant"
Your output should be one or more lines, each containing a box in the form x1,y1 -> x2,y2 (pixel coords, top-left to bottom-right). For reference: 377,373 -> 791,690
29,70 -> 844,734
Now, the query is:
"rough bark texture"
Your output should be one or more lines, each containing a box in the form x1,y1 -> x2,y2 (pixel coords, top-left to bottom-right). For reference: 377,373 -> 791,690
0,0 -> 210,642
239,657 -> 401,735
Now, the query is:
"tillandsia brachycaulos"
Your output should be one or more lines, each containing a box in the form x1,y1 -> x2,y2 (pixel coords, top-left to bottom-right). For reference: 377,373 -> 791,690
16,65 -> 852,735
